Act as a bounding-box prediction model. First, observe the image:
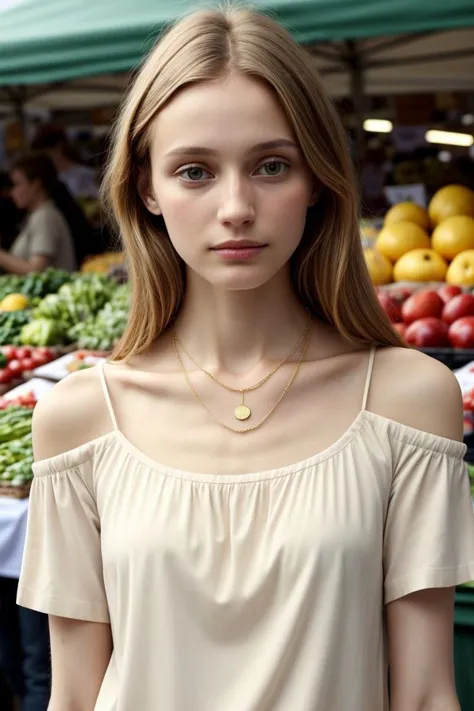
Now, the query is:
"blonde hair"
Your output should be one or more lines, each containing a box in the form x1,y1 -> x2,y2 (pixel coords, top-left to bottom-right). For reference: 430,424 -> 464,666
103,5 -> 404,361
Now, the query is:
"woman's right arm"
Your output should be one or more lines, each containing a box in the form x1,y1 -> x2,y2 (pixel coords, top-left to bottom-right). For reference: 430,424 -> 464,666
48,617 -> 112,711
30,369 -> 116,710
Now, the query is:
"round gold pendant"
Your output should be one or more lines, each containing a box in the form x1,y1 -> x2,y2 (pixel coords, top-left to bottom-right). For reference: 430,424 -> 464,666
234,404 -> 251,421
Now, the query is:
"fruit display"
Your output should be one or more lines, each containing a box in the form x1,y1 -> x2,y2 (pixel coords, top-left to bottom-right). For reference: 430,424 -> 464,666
428,185 -> 474,227
384,202 -> 430,230
81,252 -> 125,274
364,185 -> 474,288
404,317 -> 449,348
376,222 -> 430,262
446,250 -> 474,287
0,391 -> 37,410
377,285 -> 474,349
0,346 -> 55,385
363,248 -> 393,286
392,248 -> 448,283
432,216 -> 474,261
0,294 -> 29,312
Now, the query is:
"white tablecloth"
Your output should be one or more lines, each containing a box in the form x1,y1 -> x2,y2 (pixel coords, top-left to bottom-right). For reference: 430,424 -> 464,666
0,496 -> 28,579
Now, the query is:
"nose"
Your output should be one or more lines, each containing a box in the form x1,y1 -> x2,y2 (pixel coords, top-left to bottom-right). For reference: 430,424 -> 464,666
217,175 -> 255,227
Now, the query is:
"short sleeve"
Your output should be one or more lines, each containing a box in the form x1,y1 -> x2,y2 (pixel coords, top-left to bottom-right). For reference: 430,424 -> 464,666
384,437 -> 474,604
17,462 -> 110,623
28,209 -> 59,258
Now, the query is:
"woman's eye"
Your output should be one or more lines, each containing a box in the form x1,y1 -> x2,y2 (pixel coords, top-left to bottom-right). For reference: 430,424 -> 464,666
178,166 -> 211,182
256,161 -> 289,177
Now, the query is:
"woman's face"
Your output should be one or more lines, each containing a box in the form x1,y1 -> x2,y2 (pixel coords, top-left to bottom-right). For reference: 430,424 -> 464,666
144,72 -> 316,292
10,169 -> 39,211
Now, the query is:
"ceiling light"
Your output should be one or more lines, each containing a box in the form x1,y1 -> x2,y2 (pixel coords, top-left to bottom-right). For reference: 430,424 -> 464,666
363,119 -> 393,134
426,129 -> 474,147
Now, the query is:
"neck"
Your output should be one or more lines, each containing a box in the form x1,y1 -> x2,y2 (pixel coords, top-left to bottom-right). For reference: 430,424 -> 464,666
174,269 -> 310,374
54,154 -> 74,172
28,193 -> 49,212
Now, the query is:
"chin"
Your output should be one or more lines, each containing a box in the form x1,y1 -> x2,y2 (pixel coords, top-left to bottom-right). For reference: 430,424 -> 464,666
207,265 -> 286,292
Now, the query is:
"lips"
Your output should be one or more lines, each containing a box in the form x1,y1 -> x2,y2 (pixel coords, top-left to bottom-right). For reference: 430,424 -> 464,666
212,240 -> 265,250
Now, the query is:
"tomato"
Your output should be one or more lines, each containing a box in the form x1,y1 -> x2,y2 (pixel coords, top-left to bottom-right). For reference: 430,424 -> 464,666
31,353 -> 49,367
0,368 -> 12,384
7,359 -> 23,376
1,346 -> 17,361
35,347 -> 54,361
21,358 -> 35,372
14,347 -> 32,360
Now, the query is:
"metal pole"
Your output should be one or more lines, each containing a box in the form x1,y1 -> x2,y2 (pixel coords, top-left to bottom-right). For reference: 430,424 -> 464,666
346,41 -> 366,164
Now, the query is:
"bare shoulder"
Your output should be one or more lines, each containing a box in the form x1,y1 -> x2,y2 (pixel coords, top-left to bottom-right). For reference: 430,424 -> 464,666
32,366 -> 113,461
369,346 -> 464,441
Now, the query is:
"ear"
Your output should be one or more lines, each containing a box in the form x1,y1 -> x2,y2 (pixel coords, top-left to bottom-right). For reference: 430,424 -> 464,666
137,171 -> 161,216
308,183 -> 322,207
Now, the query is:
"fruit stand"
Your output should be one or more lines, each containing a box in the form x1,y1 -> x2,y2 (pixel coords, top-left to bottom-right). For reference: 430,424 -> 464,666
0,267 -> 128,496
364,184 -> 474,708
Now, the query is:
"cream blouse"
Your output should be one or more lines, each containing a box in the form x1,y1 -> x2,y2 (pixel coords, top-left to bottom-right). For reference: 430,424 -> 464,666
17,351 -> 474,710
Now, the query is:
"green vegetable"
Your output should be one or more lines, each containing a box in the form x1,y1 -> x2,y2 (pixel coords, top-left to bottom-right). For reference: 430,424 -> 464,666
0,311 -> 31,346
68,284 -> 129,350
0,409 -> 34,485
20,318 -> 65,347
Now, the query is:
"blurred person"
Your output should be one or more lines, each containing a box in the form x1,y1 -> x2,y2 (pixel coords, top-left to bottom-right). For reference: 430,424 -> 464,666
0,576 -> 50,711
16,7 -> 474,711
0,172 -> 22,252
5,154 -> 77,274
32,125 -> 99,200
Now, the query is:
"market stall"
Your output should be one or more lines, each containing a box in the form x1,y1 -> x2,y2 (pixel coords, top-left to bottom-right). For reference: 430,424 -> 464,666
1,0 -> 474,126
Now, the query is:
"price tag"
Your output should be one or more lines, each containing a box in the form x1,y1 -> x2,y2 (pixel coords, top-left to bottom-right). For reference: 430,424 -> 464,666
384,184 -> 427,208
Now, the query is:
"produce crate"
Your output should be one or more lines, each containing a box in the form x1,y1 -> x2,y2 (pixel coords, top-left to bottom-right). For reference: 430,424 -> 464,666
419,348 -> 474,370
0,481 -> 31,499
454,587 -> 474,711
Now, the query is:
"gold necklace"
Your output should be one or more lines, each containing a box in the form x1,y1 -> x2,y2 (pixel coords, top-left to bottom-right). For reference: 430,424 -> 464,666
173,323 -> 312,434
173,314 -> 311,422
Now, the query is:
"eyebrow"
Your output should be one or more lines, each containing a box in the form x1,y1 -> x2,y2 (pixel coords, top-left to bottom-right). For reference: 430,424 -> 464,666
164,139 -> 298,158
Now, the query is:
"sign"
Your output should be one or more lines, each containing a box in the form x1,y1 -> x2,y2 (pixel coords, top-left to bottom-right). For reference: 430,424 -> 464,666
391,126 -> 427,153
384,183 -> 427,208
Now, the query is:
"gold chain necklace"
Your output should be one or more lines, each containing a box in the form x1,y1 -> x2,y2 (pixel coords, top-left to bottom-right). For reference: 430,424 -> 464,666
173,323 -> 312,434
173,313 -> 311,422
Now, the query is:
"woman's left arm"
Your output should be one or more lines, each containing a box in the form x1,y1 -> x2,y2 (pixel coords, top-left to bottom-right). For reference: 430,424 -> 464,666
372,348 -> 474,711
0,249 -> 50,275
387,587 -> 460,711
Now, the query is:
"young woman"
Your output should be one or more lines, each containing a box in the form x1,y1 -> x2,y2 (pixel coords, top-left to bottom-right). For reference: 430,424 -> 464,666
17,7 -> 474,711
6,154 -> 77,274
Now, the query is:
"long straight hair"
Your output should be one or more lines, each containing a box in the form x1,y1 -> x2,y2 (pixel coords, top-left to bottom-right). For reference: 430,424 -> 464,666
103,6 -> 404,361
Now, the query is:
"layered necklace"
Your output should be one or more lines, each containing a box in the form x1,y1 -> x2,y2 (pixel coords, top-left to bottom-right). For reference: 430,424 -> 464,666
172,315 -> 312,434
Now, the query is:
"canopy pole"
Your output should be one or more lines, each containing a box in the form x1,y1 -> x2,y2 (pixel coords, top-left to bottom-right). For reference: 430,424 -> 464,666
346,40 -> 366,165
6,86 -> 28,149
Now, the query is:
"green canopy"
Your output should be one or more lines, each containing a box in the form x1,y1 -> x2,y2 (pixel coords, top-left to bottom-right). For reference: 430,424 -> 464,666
1,0 -> 474,85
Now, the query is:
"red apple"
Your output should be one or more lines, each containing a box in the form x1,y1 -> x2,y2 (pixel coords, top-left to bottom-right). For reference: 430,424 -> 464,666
392,322 -> 407,340
405,318 -> 450,348
389,286 -> 413,304
438,284 -> 462,304
377,292 -> 402,323
442,293 -> 474,325
448,317 -> 474,349
401,290 -> 444,325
